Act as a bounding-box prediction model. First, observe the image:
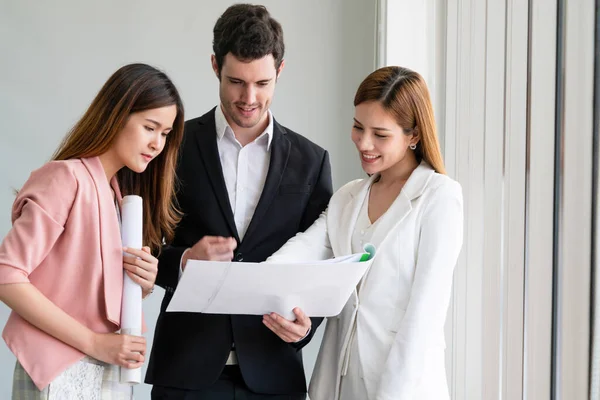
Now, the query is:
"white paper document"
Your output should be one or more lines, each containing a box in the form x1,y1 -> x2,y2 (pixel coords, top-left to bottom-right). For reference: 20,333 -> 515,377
166,244 -> 376,320
119,195 -> 143,385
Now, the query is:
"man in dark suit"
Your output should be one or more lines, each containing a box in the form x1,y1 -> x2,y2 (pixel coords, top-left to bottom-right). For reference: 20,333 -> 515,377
146,4 -> 333,399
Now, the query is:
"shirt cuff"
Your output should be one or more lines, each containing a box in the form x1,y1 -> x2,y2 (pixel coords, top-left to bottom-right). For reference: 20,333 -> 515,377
179,248 -> 191,281
295,326 -> 311,343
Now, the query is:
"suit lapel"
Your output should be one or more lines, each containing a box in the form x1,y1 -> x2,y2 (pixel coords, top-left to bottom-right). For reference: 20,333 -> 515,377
242,121 -> 290,244
193,109 -> 240,241
81,157 -> 123,326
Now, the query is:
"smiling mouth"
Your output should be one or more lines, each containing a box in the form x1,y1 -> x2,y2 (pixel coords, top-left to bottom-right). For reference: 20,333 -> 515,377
236,105 -> 258,115
361,153 -> 381,161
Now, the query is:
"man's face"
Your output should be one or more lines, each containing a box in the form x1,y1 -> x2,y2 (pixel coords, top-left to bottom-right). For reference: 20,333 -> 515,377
213,53 -> 283,131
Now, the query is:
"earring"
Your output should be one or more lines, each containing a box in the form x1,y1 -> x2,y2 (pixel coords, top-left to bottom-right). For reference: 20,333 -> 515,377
409,143 -> 417,150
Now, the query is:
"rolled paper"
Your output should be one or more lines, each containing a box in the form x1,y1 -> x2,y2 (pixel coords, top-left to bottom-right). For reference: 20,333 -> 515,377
119,195 -> 143,384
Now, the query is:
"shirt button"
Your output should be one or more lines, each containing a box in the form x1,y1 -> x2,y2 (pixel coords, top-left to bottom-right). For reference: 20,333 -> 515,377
361,230 -> 365,235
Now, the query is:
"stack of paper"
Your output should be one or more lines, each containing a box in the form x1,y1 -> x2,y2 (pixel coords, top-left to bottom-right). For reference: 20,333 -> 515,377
167,244 -> 376,320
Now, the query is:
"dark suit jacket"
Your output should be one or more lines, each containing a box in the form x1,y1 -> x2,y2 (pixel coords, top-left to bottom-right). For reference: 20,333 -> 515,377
145,108 -> 333,395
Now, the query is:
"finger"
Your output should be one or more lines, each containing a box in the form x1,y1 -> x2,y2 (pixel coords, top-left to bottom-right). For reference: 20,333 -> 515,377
127,361 -> 144,369
122,255 -> 138,265
127,335 -> 147,344
123,247 -> 156,263
125,271 -> 152,290
204,237 -> 237,250
266,314 -> 302,340
209,251 -> 235,261
262,315 -> 284,334
118,359 -> 131,368
213,236 -> 236,243
205,247 -> 235,260
262,318 -> 294,342
122,357 -> 144,369
123,351 -> 144,363
142,246 -> 151,254
124,256 -> 158,274
269,313 -> 301,332
123,335 -> 147,353
123,262 -> 154,281
216,253 -> 234,261
276,314 -> 308,342
125,258 -> 157,275
293,307 -> 311,327
202,236 -> 229,244
203,250 -> 234,262
209,242 -> 238,253
129,342 -> 146,354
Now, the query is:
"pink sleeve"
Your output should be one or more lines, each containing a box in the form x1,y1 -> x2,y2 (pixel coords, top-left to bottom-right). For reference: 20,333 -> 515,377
0,161 -> 78,284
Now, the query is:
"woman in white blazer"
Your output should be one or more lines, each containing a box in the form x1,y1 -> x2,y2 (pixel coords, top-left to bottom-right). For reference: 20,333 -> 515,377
263,66 -> 463,399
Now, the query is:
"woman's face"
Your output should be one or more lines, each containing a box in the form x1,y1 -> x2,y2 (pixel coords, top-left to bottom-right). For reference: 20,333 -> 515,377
351,101 -> 416,176
111,105 -> 177,174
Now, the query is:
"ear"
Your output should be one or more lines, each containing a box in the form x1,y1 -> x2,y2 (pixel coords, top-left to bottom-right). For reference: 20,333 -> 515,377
276,59 -> 285,81
410,126 -> 421,146
211,55 -> 220,79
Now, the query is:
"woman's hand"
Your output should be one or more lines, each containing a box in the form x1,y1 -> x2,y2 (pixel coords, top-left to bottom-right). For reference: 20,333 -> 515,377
89,332 -> 146,369
123,246 -> 157,298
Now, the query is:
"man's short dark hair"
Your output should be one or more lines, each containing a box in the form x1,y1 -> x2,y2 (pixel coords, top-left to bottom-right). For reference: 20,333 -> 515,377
213,4 -> 285,76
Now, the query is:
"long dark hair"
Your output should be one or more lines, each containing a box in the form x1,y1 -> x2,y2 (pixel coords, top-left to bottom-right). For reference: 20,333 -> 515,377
52,63 -> 185,253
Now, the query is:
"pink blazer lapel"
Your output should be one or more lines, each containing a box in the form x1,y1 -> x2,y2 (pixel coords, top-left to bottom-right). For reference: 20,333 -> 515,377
81,157 -> 123,327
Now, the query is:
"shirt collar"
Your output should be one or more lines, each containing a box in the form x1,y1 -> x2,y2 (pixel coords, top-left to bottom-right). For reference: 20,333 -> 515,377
215,104 -> 274,150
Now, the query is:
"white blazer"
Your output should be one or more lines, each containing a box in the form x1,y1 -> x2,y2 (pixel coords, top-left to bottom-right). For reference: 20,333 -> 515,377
268,162 -> 463,400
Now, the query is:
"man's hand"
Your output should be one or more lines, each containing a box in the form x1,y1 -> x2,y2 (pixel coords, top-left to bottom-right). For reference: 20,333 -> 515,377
262,307 -> 311,343
182,236 -> 237,270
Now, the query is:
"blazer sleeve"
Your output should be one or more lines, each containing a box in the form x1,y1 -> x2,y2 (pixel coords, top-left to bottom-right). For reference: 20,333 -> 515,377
268,150 -> 333,349
0,162 -> 78,284
268,211 -> 331,349
376,180 -> 464,400
267,210 -> 332,263
299,150 -> 333,232
155,244 -> 187,292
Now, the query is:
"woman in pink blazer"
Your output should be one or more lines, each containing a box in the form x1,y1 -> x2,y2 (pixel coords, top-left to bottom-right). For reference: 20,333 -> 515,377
0,63 -> 185,399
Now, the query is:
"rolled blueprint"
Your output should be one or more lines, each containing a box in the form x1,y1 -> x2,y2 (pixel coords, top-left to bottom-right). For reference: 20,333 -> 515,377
119,195 -> 143,384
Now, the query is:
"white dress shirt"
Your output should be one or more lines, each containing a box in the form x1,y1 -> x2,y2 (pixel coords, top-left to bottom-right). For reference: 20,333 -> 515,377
215,104 -> 273,240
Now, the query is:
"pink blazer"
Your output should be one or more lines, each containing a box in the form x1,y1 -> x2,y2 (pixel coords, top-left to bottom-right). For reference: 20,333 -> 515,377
0,157 -> 127,390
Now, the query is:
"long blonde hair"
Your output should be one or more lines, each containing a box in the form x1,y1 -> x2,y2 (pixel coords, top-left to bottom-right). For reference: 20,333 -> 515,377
52,63 -> 184,253
354,66 -> 446,174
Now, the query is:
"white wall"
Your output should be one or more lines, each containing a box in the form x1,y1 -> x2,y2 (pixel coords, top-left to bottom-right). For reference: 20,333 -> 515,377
384,0 -> 446,147
0,0 -> 376,398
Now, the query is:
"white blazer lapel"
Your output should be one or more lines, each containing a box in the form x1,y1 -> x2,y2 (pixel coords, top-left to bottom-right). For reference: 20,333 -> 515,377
332,176 -> 377,257
367,162 -> 436,250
